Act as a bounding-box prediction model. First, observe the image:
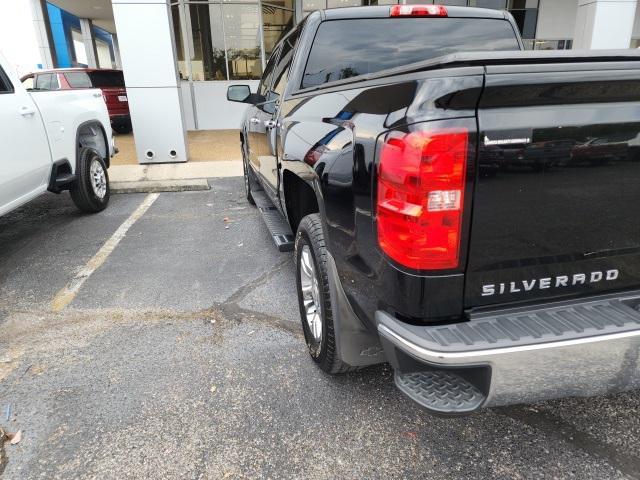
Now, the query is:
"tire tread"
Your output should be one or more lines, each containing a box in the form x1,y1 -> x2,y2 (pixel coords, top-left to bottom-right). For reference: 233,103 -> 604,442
70,147 -> 110,213
297,214 -> 357,375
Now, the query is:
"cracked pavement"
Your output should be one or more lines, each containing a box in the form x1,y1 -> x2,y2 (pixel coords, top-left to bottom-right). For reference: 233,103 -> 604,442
1,177 -> 640,479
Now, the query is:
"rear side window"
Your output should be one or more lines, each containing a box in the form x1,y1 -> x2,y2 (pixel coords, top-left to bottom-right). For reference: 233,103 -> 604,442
302,18 -> 520,89
88,71 -> 125,88
35,73 -> 57,90
65,72 -> 93,88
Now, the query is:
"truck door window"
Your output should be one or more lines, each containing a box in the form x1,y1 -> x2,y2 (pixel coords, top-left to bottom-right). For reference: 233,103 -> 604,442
302,18 -> 520,89
258,46 -> 282,99
35,73 -> 55,91
272,27 -> 301,98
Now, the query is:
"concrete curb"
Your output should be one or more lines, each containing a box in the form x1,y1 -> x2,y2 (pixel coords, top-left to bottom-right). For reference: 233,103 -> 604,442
108,160 -> 243,183
111,179 -> 211,194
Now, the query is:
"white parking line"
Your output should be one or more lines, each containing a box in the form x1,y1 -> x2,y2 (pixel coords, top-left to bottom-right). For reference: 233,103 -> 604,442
51,193 -> 160,312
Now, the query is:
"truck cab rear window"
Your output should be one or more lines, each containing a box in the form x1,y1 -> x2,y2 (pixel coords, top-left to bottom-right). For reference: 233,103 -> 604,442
302,18 -> 519,89
88,71 -> 125,88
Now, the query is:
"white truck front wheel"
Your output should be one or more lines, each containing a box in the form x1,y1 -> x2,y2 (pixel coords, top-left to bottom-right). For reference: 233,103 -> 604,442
70,147 -> 110,213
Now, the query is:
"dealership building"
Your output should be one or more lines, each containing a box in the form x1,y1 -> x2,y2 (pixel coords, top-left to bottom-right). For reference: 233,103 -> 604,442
1,0 -> 639,163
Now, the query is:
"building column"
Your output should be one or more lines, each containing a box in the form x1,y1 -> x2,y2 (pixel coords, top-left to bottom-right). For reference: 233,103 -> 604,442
31,0 -> 55,68
79,18 -> 99,68
111,0 -> 188,163
573,0 -> 637,49
0,0 -> 53,73
112,33 -> 123,69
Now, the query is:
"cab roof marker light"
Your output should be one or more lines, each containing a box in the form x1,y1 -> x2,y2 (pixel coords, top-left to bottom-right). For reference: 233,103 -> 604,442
390,5 -> 448,18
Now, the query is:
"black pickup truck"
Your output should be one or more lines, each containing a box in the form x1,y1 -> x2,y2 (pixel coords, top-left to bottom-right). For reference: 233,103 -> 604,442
227,4 -> 640,415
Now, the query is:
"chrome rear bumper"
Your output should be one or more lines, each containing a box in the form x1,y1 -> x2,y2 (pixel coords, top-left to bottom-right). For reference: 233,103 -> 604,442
377,290 -> 640,412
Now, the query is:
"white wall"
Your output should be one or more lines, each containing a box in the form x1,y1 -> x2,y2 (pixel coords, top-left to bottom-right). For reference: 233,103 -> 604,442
537,0 -> 578,40
182,80 -> 260,130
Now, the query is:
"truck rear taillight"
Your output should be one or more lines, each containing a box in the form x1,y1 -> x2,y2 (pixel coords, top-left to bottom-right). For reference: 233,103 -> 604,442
376,128 -> 468,270
390,5 -> 448,17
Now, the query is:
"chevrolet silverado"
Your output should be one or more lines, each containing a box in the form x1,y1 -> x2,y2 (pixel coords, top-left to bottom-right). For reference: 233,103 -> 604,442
228,5 -> 640,415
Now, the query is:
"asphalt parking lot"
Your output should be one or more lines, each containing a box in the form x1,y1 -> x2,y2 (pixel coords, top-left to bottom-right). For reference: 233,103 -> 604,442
1,177 -> 640,479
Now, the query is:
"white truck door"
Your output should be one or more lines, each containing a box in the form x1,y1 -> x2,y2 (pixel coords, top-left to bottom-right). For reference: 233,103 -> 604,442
0,64 -> 52,214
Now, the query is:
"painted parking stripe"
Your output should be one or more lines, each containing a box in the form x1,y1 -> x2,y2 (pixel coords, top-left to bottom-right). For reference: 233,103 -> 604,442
51,193 -> 160,312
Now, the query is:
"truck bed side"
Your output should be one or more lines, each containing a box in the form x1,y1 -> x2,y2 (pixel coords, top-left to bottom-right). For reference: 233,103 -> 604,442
29,89 -> 112,173
467,60 -> 640,310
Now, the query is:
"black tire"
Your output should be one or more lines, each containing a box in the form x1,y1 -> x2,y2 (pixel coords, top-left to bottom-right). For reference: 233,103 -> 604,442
242,143 -> 255,206
70,147 -> 110,213
295,214 -> 354,374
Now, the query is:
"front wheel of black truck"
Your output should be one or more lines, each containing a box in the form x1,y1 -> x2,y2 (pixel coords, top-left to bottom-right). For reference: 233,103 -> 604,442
295,214 -> 354,374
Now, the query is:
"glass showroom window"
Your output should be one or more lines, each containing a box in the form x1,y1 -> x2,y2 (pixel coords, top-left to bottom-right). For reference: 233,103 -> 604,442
171,5 -> 188,79
172,0 -> 294,81
224,3 -> 262,79
262,1 -> 294,58
531,39 -> 573,50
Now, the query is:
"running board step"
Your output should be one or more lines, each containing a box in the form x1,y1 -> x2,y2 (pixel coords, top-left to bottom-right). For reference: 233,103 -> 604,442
252,190 -> 294,252
395,370 -> 486,416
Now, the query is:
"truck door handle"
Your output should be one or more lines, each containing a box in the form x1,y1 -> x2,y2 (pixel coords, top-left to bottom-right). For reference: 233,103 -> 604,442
19,106 -> 36,117
249,117 -> 261,124
264,120 -> 277,129
93,92 -> 103,98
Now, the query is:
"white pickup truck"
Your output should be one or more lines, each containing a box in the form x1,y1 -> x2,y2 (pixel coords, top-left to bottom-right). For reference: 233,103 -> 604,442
0,53 -> 115,217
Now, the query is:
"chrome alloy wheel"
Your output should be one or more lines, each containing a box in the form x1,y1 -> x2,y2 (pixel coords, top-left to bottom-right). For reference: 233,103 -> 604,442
90,158 -> 107,199
299,244 -> 322,342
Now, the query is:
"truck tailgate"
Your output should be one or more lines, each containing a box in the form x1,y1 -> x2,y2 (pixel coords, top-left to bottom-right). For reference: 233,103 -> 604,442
465,66 -> 640,308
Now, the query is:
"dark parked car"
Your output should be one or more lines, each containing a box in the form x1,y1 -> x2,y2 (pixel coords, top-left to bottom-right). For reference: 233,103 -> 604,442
21,68 -> 131,134
228,5 -> 640,415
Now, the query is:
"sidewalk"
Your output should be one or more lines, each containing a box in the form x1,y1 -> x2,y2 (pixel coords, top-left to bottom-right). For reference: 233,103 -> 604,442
109,130 -> 243,191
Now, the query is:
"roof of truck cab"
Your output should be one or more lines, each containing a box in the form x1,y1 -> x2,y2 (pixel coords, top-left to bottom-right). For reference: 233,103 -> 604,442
321,5 -> 507,21
26,68 -> 123,75
20,68 -> 123,81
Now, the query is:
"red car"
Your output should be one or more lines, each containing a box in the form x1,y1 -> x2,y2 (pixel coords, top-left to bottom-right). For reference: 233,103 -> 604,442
21,68 -> 132,134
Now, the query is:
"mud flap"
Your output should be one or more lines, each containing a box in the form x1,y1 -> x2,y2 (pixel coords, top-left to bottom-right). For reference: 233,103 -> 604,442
326,252 -> 386,367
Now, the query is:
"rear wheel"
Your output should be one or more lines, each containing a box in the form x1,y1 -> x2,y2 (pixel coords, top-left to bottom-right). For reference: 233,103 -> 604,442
70,147 -> 110,213
295,214 -> 354,374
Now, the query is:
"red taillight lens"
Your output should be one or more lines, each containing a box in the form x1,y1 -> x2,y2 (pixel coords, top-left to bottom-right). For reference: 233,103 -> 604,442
390,4 -> 448,17
376,128 -> 468,270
